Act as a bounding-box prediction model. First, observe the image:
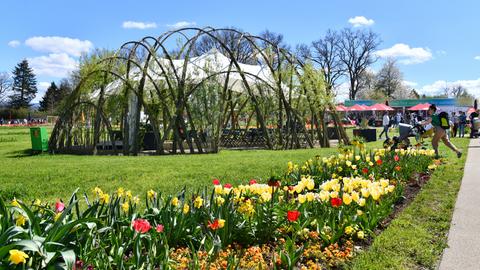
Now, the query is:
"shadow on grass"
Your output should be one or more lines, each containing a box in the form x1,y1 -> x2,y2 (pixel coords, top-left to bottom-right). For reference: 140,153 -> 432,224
5,148 -> 48,158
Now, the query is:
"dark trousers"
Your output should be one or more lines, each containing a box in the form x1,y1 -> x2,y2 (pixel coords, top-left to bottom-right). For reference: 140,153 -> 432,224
379,125 -> 389,139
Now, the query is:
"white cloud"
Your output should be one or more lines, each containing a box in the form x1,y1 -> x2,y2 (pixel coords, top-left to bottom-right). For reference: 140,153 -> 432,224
25,36 -> 93,57
8,40 -> 21,48
166,21 -> 196,29
33,82 -> 52,103
28,53 -> 78,78
419,78 -> 480,98
348,16 -> 375,27
474,56 -> 480,61
375,43 -> 433,65
122,21 -> 157,29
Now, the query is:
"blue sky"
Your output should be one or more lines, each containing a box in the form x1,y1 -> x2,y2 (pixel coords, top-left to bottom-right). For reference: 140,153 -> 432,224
1,0 -> 480,102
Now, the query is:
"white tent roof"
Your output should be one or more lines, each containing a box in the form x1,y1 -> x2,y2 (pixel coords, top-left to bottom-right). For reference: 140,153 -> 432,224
93,49 -> 279,98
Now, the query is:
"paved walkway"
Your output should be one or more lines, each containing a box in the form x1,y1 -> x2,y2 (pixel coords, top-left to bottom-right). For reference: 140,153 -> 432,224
439,139 -> 480,270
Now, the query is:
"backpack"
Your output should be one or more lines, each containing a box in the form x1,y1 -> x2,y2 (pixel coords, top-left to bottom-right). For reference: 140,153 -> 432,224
438,112 -> 450,129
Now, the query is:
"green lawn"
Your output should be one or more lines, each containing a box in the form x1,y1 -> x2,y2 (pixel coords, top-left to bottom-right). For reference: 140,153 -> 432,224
0,126 -> 340,202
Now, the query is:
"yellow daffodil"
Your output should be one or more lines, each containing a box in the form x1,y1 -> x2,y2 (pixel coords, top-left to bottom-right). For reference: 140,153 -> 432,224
171,197 -> 179,207
121,202 -> 129,213
11,198 -> 20,207
9,250 -> 29,265
15,215 -> 27,227
194,196 -> 203,208
147,189 -> 157,200
54,212 -> 62,221
183,204 -> 190,214
132,196 -> 140,205
125,190 -> 133,199
33,199 -> 42,207
215,196 -> 225,205
344,226 -> 354,235
99,193 -> 110,204
117,187 -> 125,197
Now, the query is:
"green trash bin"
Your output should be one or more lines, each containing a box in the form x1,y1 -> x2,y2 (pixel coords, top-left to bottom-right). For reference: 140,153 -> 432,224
30,127 -> 48,151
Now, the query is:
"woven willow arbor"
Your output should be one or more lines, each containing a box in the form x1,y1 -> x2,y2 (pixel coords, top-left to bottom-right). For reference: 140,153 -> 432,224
49,27 -> 349,155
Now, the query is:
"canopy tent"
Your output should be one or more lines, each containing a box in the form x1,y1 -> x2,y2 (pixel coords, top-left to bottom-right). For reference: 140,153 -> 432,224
348,104 -> 368,111
467,107 -> 477,116
367,103 -> 394,111
408,103 -> 431,111
336,105 -> 349,112
93,49 -> 279,99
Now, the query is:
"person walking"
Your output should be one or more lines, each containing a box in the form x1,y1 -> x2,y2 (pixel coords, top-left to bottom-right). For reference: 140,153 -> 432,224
421,104 -> 462,159
379,112 -> 390,139
458,111 -> 467,138
452,112 -> 459,137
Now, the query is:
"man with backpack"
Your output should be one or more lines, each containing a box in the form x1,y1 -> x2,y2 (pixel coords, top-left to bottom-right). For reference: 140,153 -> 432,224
421,104 -> 462,159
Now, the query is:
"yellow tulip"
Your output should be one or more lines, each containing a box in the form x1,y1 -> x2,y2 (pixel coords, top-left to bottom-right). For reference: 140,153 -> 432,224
343,193 -> 352,205
298,194 -> 306,204
357,231 -> 365,239
218,219 -> 225,228
358,198 -> 366,207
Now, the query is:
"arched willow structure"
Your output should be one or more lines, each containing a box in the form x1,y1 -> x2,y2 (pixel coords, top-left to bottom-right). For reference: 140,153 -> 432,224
49,27 -> 350,155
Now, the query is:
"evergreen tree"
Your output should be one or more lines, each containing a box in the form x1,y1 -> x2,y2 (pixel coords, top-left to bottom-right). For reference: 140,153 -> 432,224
9,59 -> 38,108
39,82 -> 58,113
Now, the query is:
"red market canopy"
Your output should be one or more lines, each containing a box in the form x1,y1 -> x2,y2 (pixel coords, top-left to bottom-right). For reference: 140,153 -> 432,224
368,103 -> 394,111
348,104 -> 368,111
336,105 -> 349,112
408,103 -> 431,111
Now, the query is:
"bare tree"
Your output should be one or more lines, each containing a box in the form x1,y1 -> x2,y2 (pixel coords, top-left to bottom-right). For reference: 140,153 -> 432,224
0,72 -> 11,104
375,58 -> 404,98
195,27 -> 254,63
337,28 -> 380,100
311,30 -> 345,92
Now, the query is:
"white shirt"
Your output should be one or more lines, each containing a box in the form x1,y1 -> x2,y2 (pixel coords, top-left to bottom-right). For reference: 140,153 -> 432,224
383,115 -> 390,126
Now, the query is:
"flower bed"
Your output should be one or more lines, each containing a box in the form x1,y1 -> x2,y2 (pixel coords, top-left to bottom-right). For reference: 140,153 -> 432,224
0,146 -> 437,269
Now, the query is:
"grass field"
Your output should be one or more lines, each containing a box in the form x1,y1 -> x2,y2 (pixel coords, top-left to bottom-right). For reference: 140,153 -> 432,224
0,126 -> 341,202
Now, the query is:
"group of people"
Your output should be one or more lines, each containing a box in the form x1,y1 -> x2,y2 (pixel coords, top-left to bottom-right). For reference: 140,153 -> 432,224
377,105 -> 466,159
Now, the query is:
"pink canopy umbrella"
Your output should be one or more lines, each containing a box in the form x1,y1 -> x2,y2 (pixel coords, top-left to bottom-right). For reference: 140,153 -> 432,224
408,103 -> 431,111
371,103 -> 394,111
348,104 -> 367,111
336,105 -> 349,112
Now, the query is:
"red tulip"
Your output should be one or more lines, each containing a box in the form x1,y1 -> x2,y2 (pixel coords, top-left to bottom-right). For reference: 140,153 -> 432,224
55,200 -> 65,213
330,197 -> 343,208
156,224 -> 164,233
249,179 -> 257,185
287,210 -> 301,222
212,179 -> 220,185
223,183 -> 232,189
362,168 -> 369,174
394,155 -> 400,162
376,159 -> 383,165
208,219 -> 220,230
132,219 -> 152,233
